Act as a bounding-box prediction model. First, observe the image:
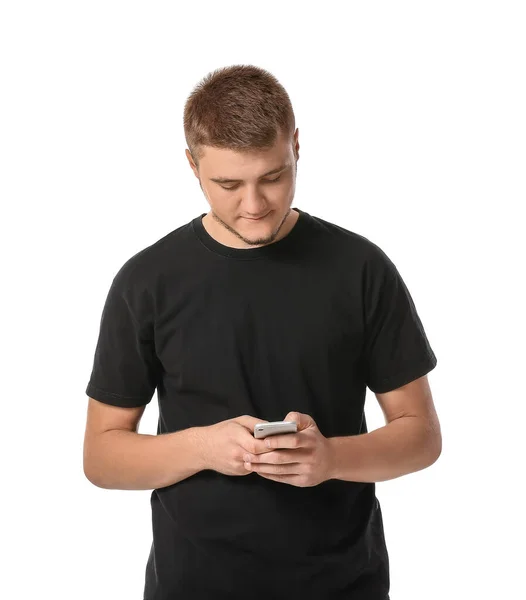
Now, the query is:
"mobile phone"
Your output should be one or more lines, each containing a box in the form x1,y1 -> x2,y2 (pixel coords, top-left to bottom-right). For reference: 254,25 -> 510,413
253,421 -> 297,439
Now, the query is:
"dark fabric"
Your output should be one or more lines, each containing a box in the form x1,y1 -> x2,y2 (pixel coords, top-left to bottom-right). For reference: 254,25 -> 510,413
85,207 -> 436,600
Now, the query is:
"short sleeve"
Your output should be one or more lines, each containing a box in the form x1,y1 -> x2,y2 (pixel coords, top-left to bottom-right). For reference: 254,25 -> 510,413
362,247 -> 437,394
85,265 -> 162,408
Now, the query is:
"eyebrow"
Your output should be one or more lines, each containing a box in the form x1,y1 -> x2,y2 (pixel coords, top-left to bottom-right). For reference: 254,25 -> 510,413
209,163 -> 290,184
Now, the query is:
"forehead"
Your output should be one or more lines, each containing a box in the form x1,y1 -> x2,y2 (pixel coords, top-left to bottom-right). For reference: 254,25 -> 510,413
200,133 -> 292,178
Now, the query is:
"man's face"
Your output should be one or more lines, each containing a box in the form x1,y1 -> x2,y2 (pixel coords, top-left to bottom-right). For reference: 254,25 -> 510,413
186,129 -> 300,248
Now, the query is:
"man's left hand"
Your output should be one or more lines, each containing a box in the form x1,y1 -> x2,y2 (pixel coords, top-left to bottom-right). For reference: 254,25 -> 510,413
243,411 -> 334,487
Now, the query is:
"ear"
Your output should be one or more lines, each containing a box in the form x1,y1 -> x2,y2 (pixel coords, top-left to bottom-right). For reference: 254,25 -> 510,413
294,128 -> 300,161
185,149 -> 200,178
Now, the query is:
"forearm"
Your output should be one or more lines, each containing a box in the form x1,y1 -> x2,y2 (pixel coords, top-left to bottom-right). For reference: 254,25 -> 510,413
85,427 -> 207,490
328,416 -> 442,483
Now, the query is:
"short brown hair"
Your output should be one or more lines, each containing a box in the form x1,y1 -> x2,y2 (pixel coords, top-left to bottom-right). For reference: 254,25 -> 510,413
183,64 -> 296,169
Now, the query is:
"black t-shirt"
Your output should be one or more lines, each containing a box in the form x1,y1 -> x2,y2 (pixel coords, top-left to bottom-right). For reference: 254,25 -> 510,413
85,207 -> 437,600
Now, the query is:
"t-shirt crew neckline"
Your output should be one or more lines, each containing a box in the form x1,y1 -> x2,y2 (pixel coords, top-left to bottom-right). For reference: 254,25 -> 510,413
192,207 -> 310,260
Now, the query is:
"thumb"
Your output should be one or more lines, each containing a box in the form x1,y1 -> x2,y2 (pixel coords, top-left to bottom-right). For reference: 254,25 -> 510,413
233,414 -> 269,431
284,411 -> 315,431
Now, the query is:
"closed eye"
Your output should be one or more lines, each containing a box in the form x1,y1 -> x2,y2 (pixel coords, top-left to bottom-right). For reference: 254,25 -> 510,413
220,176 -> 282,191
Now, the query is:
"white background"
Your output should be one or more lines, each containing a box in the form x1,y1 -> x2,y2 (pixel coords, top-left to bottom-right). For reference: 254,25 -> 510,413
1,1 -> 524,598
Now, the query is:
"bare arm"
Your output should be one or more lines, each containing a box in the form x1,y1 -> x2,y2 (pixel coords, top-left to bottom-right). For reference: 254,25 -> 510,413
329,414 -> 440,483
329,375 -> 442,483
83,397 -> 207,490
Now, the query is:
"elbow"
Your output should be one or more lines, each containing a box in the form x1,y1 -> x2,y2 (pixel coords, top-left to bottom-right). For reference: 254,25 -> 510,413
83,463 -> 106,488
421,416 -> 442,467
83,447 -> 108,488
427,431 -> 442,466
429,444 -> 442,467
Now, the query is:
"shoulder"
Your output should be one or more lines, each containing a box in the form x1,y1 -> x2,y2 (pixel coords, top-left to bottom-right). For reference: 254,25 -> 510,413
111,220 -> 194,292
308,212 -> 396,275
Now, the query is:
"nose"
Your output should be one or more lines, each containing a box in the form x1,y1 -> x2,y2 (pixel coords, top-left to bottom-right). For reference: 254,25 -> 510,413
242,190 -> 269,219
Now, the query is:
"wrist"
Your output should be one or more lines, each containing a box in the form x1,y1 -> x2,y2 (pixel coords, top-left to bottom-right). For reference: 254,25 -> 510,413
188,426 -> 210,471
326,436 -> 354,481
326,437 -> 340,481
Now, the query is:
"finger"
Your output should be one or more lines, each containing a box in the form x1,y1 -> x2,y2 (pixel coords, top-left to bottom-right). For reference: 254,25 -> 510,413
241,435 -> 275,456
243,449 -> 306,465
244,450 -> 299,464
256,472 -> 302,485
247,461 -> 302,476
263,433 -> 304,450
248,435 -> 272,455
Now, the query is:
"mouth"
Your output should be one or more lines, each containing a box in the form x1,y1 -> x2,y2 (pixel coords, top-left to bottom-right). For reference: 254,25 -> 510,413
244,211 -> 271,221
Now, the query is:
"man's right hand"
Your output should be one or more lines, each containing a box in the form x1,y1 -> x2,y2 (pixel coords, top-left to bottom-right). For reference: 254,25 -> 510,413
200,415 -> 273,477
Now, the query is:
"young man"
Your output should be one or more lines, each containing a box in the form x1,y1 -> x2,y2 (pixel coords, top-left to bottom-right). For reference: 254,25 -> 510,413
84,64 -> 441,600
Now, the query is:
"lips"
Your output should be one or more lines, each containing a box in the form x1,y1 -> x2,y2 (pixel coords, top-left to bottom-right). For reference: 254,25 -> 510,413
245,212 -> 270,220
